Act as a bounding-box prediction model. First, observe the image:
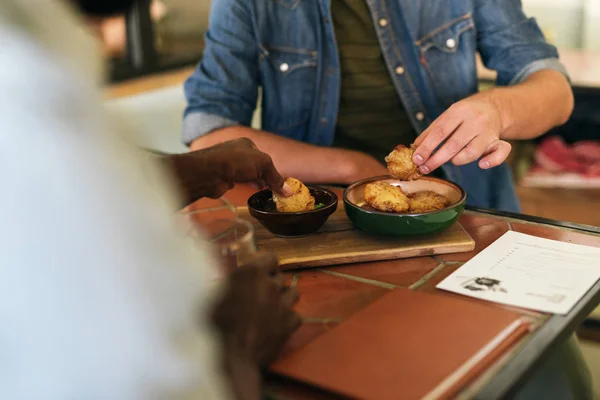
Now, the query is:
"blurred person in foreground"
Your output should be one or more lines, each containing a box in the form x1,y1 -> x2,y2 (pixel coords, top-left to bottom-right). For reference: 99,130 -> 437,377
0,1 -> 298,399
185,0 -> 591,399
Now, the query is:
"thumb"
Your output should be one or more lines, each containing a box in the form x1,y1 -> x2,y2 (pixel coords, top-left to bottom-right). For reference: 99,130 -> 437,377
260,158 -> 293,197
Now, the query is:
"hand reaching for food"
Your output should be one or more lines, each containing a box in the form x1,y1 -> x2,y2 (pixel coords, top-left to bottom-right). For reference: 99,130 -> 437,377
411,95 -> 512,175
273,178 -> 316,212
385,144 -> 422,181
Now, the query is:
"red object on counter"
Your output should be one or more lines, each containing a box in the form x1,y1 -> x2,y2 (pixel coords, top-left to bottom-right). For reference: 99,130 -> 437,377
533,137 -> 600,177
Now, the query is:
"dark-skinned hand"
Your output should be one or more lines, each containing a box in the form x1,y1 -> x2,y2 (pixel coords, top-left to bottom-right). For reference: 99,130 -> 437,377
166,138 -> 292,206
210,252 -> 301,400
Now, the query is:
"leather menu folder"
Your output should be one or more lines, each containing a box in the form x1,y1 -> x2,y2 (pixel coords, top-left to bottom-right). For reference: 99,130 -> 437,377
271,288 -> 529,400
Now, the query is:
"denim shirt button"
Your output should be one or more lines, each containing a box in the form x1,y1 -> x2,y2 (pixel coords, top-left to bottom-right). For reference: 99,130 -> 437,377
378,18 -> 388,27
445,38 -> 457,49
395,66 -> 405,75
280,63 -> 289,72
415,112 -> 425,121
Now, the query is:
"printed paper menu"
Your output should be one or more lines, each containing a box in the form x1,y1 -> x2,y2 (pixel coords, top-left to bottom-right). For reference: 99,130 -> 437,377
437,231 -> 600,314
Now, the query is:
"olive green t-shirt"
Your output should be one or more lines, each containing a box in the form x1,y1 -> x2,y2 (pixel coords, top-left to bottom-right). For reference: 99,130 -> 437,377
331,0 -> 415,164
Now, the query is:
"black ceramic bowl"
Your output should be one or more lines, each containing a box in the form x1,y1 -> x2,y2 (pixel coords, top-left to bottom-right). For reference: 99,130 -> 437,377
247,186 -> 338,237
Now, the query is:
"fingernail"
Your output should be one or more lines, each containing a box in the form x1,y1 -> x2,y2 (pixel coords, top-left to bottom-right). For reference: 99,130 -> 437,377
414,154 -> 424,165
419,165 -> 430,174
480,161 -> 490,169
282,182 -> 293,197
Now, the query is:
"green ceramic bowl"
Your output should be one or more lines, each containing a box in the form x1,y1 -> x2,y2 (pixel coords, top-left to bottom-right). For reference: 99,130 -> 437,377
344,175 -> 466,236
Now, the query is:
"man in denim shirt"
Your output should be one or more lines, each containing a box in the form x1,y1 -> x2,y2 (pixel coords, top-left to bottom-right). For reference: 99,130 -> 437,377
183,0 -> 574,213
183,1 -> 590,398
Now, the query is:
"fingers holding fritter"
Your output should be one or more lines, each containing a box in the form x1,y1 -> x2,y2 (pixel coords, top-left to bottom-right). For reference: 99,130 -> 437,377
273,178 -> 315,212
364,182 -> 410,213
408,191 -> 449,213
385,144 -> 422,181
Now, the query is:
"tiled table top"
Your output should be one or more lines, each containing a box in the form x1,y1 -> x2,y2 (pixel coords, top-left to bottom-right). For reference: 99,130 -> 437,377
190,187 -> 600,399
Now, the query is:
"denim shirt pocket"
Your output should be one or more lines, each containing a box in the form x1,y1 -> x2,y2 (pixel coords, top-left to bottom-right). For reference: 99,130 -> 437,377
416,14 -> 478,107
260,46 -> 318,138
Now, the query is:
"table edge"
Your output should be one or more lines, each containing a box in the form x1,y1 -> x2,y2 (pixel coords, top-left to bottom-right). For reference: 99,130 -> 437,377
465,206 -> 600,235
474,278 -> 600,399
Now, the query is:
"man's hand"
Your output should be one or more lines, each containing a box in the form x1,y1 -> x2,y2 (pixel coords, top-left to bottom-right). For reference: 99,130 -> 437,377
211,252 -> 300,400
167,138 -> 293,205
412,94 -> 512,174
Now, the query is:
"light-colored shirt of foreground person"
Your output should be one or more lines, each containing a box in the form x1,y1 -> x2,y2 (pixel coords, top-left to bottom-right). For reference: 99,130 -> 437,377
0,1 -> 229,399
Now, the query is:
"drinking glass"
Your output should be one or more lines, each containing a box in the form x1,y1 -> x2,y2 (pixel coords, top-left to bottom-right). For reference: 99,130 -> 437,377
181,198 -> 257,273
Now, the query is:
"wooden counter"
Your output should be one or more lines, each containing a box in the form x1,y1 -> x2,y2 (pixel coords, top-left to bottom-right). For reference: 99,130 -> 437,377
105,66 -> 194,99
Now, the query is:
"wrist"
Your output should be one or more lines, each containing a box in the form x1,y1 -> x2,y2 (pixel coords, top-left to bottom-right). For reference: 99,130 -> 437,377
477,88 -> 515,139
165,151 -> 213,203
222,344 -> 262,400
339,150 -> 365,184
342,150 -> 387,184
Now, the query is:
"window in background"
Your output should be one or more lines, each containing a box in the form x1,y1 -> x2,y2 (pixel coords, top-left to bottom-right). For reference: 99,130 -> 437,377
521,0 -> 600,51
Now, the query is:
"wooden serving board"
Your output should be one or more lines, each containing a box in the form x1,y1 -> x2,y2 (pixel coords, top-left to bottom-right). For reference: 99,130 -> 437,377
237,202 -> 475,270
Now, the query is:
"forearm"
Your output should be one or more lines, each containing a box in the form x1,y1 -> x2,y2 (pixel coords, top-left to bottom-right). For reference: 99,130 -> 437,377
222,347 -> 262,400
190,126 -> 387,184
160,152 -> 214,206
482,70 -> 574,141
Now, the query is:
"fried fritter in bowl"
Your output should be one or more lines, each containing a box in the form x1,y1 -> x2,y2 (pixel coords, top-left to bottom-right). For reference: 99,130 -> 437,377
273,177 -> 316,212
408,191 -> 450,213
364,182 -> 410,213
385,144 -> 422,181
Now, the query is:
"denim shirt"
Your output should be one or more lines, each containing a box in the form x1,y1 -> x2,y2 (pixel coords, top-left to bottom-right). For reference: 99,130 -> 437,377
183,0 -> 569,212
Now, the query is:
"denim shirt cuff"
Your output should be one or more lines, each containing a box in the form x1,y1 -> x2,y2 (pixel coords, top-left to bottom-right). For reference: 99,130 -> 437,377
509,58 -> 571,85
182,112 -> 241,146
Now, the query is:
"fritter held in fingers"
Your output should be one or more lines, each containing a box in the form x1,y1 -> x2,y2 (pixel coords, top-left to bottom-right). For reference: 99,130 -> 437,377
385,144 -> 422,181
364,182 -> 410,213
408,191 -> 450,213
273,177 -> 315,212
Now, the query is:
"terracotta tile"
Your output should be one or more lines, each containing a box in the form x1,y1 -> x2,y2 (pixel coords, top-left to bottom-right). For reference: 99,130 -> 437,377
278,321 -> 338,359
284,271 -> 297,287
185,184 -> 257,211
326,257 -> 440,287
294,271 -> 389,319
459,213 -> 501,229
183,197 -> 227,212
511,223 -> 600,248
440,222 -> 510,262
417,264 -> 462,293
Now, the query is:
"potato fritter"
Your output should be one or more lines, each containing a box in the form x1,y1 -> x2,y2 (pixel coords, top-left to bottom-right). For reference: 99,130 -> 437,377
273,177 -> 315,212
364,182 -> 410,213
408,191 -> 450,213
385,144 -> 422,181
